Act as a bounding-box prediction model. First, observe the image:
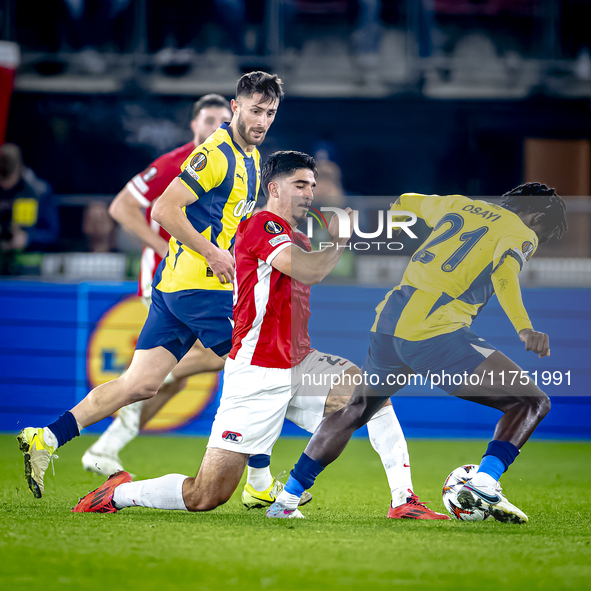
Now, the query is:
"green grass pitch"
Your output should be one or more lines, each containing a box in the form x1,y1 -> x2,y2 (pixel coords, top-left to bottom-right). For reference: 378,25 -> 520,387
1,434 -> 590,591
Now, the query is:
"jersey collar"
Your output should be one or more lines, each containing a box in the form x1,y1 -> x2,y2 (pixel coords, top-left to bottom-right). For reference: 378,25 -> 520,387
221,122 -> 252,159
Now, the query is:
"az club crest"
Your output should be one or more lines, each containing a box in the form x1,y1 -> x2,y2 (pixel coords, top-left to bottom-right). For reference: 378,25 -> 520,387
222,431 -> 243,443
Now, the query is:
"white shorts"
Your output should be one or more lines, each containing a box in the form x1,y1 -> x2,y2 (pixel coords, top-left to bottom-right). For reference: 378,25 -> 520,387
207,350 -> 355,455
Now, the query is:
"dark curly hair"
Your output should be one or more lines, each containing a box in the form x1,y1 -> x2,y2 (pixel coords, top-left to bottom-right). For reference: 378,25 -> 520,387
502,182 -> 567,240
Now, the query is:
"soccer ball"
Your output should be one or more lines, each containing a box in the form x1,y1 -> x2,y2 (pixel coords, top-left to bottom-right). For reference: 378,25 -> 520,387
442,464 -> 490,521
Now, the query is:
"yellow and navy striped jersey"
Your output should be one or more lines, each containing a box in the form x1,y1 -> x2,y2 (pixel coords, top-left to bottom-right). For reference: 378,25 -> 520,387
155,123 -> 261,293
372,193 -> 538,341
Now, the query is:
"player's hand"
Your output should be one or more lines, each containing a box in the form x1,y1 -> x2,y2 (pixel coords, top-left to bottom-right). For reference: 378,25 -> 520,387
206,247 -> 235,284
519,328 -> 550,358
327,207 -> 354,244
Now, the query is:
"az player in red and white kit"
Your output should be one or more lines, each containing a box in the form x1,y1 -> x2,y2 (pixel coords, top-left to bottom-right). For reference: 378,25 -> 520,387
82,95 -> 232,476
72,151 -> 447,519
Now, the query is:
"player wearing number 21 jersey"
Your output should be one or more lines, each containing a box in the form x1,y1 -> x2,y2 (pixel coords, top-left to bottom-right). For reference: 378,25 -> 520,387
272,184 -> 567,523
374,192 -> 539,342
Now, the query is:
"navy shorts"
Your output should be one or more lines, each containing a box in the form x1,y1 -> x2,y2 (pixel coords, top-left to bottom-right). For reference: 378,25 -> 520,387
136,288 -> 233,361
363,327 -> 497,394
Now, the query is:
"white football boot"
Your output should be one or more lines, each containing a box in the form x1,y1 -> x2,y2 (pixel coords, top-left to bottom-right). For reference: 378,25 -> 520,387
457,480 -> 528,524
266,500 -> 305,519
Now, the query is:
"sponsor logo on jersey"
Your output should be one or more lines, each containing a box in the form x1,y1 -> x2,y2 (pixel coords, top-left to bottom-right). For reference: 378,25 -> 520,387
190,153 -> 207,172
222,431 -> 243,443
265,220 -> 284,234
236,172 -> 245,183
142,167 -> 157,182
522,240 -> 534,261
233,198 -> 256,218
269,234 -> 291,247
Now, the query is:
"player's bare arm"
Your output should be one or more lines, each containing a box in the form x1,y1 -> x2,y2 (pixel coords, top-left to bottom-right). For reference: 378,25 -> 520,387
271,202 -> 354,284
109,186 -> 169,258
152,177 -> 235,283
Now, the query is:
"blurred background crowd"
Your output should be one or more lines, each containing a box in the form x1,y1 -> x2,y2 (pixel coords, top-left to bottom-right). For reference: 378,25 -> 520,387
1,0 -> 590,285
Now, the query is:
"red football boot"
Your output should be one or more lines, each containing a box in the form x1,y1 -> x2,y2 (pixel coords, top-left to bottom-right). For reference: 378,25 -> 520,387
387,489 -> 450,520
72,470 -> 132,513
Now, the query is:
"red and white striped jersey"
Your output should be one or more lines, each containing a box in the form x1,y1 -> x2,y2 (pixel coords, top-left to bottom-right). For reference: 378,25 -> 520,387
230,211 -> 313,369
125,141 -> 194,297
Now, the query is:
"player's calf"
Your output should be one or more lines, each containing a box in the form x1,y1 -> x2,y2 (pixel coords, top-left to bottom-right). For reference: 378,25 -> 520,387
182,448 -> 248,512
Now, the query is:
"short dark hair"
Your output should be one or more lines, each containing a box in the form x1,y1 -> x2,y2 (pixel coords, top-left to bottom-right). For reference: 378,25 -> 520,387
261,151 -> 317,197
191,94 -> 231,120
502,182 -> 567,240
236,71 -> 284,104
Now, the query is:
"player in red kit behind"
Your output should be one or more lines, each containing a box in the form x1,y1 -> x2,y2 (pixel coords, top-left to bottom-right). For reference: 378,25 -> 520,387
72,151 -> 447,519
82,94 -> 232,476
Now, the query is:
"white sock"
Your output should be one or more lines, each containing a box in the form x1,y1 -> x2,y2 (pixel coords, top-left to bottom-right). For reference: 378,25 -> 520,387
470,471 -> 498,488
43,427 -> 58,449
247,466 -> 273,491
90,401 -> 143,457
113,473 -> 188,510
275,489 -> 300,510
367,404 -> 414,507
391,486 -> 413,507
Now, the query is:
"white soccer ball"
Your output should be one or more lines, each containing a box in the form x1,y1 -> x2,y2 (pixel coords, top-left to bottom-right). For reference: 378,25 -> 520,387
442,464 -> 490,521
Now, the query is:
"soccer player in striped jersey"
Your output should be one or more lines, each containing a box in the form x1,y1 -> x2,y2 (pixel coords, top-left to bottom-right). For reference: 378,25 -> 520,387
82,94 -> 231,477
17,71 -> 284,499
270,183 -> 567,524
71,151 -> 447,519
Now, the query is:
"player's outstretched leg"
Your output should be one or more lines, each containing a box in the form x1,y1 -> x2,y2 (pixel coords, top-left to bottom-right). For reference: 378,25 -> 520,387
83,341 -> 225,475
73,448 -> 248,515
18,346 -> 177,498
453,350 -> 551,524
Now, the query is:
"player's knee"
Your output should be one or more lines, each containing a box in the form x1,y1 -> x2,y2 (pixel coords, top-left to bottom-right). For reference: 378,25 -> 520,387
515,388 -> 551,420
182,477 -> 231,512
122,382 -> 160,404
533,391 -> 551,419
119,374 -> 161,403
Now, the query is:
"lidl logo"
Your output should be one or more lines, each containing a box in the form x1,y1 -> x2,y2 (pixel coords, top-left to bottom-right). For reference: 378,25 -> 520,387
87,295 -> 218,431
